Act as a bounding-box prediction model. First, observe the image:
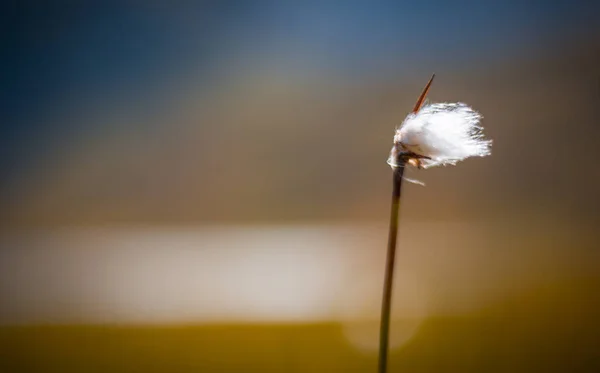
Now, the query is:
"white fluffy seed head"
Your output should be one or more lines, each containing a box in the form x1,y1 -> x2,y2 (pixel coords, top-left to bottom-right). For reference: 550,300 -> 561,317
388,103 -> 491,169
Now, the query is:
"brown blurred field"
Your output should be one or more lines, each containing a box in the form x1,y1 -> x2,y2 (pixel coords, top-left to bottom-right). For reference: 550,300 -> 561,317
2,276 -> 599,373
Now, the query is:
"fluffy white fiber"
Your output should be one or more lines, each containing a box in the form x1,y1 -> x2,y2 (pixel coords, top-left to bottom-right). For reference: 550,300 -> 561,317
389,103 -> 491,169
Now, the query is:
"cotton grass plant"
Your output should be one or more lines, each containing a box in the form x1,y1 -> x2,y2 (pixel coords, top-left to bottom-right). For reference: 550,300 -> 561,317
378,74 -> 492,373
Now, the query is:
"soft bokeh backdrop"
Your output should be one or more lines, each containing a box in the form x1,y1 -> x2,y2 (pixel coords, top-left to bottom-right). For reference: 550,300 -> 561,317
1,1 -> 600,372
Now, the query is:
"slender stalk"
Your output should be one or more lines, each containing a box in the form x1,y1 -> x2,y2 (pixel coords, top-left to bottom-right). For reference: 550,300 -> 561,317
378,162 -> 405,373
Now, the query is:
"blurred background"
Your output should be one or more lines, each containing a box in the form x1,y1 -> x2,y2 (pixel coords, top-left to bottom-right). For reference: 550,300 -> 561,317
1,1 -> 600,372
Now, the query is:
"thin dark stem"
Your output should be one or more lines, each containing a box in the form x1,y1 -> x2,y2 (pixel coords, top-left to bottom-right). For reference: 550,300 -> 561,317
378,163 -> 405,373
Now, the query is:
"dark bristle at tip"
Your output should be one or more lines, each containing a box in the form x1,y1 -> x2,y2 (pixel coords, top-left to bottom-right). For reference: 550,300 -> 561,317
411,73 -> 435,114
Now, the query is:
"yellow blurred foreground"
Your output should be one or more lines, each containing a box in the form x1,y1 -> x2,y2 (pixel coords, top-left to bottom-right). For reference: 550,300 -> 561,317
1,276 -> 598,372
